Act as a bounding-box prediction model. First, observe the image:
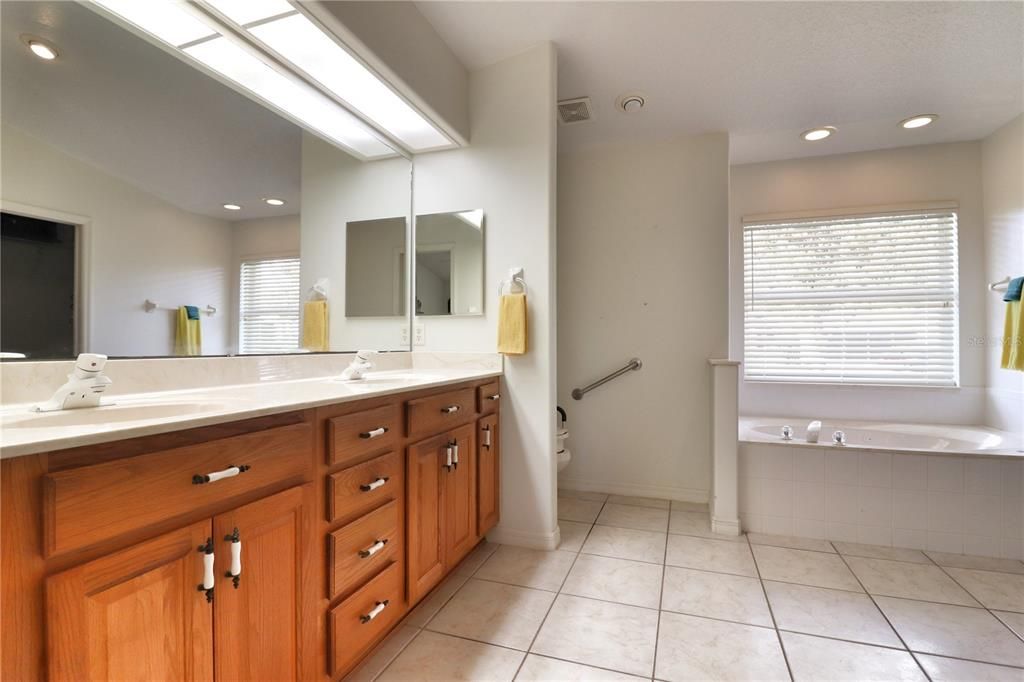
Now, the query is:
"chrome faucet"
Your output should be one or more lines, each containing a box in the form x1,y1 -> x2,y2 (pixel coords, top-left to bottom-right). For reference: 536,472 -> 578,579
32,353 -> 113,412
340,350 -> 377,381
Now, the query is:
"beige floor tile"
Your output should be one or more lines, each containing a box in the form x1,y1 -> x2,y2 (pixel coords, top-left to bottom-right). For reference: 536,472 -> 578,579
994,610 -> 1024,638
475,545 -> 577,592
558,521 -> 593,553
596,503 -> 669,532
665,534 -> 757,577
833,541 -> 930,564
915,654 -> 1024,682
427,579 -> 555,650
662,566 -> 772,627
925,552 -> 1024,575
606,494 -> 670,509
765,580 -> 901,647
531,594 -> 659,678
781,631 -> 925,681
671,500 -> 710,513
876,596 -> 1024,667
655,611 -> 788,682
454,541 -> 500,577
752,544 -> 863,591
346,625 -> 419,682
748,532 -> 836,553
581,525 -> 666,564
846,557 -> 979,606
669,511 -> 742,540
514,654 -> 647,681
404,572 -> 470,627
945,568 -> 1024,612
559,497 -> 605,524
378,630 -> 524,682
560,489 -> 610,503
561,553 -> 663,609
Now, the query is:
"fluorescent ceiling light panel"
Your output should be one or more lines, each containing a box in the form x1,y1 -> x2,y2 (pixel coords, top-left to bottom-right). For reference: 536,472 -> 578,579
90,0 -> 217,48
184,37 -> 394,158
248,13 -> 450,150
204,0 -> 295,26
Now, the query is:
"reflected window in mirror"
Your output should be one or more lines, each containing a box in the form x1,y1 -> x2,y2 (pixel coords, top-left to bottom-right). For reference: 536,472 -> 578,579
239,256 -> 301,354
414,210 -> 485,317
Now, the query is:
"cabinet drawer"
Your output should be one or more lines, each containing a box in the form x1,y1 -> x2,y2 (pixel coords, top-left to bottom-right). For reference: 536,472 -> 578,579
477,381 -> 501,414
327,451 -> 401,524
328,500 -> 400,599
327,404 -> 400,467
43,422 -> 311,556
406,387 -> 475,440
329,561 -> 403,678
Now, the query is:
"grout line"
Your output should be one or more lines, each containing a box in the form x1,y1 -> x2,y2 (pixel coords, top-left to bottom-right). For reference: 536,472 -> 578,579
650,505 -> 670,681
747,533 -> 796,682
923,553 -> 1024,645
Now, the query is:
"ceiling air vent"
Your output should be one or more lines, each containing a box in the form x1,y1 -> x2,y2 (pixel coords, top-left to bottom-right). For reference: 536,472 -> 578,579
557,97 -> 593,125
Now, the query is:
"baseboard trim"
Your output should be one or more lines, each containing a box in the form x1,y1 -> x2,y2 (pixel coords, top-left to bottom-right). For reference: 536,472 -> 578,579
711,516 -> 741,536
558,476 -> 709,504
486,524 -> 561,550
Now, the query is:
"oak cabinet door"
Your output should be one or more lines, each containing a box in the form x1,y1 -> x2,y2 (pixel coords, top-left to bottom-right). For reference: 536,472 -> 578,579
477,414 -> 500,537
212,485 -> 311,682
46,521 -> 214,682
444,423 -> 478,568
406,435 -> 445,604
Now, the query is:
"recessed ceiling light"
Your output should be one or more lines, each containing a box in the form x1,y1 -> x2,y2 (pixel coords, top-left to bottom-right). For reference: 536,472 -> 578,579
901,114 -> 938,129
801,126 -> 836,142
264,198 -> 286,206
223,203 -> 242,211
21,35 -> 59,61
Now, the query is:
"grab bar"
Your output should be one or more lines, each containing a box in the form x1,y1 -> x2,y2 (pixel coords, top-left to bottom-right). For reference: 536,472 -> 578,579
571,358 -> 642,400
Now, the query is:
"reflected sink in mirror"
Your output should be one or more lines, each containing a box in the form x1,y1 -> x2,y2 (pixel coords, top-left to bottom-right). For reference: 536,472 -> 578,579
3,400 -> 245,428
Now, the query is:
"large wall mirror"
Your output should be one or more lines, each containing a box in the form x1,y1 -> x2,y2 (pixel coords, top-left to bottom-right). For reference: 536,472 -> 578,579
0,1 -> 412,360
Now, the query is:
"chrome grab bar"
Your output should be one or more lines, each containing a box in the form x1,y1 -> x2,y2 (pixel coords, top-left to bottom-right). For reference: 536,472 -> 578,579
571,358 -> 642,400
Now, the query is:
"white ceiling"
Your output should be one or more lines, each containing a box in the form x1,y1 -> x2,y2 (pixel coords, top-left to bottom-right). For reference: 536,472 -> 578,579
1,1 -> 301,220
416,1 -> 1024,163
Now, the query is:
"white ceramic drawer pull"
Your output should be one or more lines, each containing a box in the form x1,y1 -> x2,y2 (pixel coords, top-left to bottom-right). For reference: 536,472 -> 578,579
359,476 -> 390,492
197,537 -> 215,602
358,538 -> 388,559
488,394 -> 500,401
192,464 -> 250,485
452,442 -> 460,469
360,600 -> 389,624
482,425 -> 492,448
440,405 -> 460,414
224,527 -> 242,588
444,445 -> 454,471
359,426 -> 389,440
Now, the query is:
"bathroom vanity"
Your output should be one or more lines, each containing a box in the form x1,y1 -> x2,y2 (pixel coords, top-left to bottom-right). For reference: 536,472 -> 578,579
1,372 -> 501,681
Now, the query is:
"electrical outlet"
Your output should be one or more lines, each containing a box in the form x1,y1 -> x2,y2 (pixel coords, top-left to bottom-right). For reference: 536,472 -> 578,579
400,325 -> 410,345
413,323 -> 426,346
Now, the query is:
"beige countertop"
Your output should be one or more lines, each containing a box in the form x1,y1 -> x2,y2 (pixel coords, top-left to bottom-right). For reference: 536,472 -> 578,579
0,367 -> 501,459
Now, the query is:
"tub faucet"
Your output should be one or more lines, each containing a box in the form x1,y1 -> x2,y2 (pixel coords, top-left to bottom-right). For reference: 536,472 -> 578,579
806,420 -> 822,443
340,350 -> 377,381
32,353 -> 113,412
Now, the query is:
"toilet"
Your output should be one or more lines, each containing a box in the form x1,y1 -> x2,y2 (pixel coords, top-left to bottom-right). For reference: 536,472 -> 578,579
556,406 -> 572,472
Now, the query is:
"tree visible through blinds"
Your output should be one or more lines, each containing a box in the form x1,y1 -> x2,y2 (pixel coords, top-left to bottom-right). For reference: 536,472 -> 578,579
743,210 -> 959,386
239,257 -> 301,354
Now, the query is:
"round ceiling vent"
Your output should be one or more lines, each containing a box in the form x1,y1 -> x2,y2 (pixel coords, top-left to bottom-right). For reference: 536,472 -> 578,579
616,94 -> 646,113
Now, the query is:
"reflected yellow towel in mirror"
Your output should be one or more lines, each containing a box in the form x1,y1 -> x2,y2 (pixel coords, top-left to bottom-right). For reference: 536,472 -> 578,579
174,306 -> 202,356
497,293 -> 527,355
303,300 -> 329,352
1001,300 -> 1023,371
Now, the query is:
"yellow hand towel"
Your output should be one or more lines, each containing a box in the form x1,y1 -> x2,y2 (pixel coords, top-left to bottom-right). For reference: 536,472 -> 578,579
1001,299 -> 1023,371
497,293 -> 527,355
174,306 -> 202,356
302,299 -> 330,352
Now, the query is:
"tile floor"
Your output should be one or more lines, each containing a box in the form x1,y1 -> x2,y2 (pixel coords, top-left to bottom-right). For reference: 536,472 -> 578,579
348,491 -> 1024,681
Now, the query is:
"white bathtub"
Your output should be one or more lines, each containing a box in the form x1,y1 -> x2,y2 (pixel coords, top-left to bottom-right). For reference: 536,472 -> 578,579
740,416 -> 1023,457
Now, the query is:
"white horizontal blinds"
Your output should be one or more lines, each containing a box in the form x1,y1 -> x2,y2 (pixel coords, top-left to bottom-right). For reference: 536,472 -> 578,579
743,210 -> 959,386
239,257 -> 301,354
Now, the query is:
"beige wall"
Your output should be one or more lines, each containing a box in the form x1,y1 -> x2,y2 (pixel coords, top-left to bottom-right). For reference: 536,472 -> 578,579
981,114 -> 1024,434
730,141 -> 987,425
557,133 -> 730,502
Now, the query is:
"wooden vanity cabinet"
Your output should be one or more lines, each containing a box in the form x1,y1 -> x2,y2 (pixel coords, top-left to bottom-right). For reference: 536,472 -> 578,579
477,412 -> 501,536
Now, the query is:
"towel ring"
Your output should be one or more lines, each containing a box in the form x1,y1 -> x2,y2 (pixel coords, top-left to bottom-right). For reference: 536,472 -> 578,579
498,276 -> 527,296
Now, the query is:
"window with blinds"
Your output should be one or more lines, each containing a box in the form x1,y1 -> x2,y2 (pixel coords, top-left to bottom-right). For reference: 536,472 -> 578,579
743,209 -> 959,386
239,256 -> 301,354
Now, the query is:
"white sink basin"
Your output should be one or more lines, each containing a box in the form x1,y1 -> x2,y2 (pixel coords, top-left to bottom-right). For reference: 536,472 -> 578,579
3,400 -> 240,428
